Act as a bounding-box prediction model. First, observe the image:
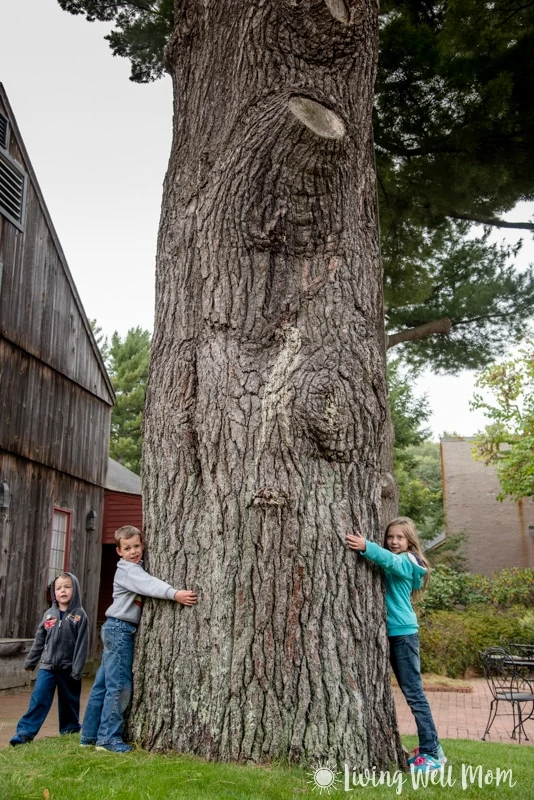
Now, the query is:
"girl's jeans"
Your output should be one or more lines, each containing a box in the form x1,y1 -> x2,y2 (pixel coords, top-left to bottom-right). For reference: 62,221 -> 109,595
81,617 -> 136,746
389,633 -> 439,758
16,668 -> 81,739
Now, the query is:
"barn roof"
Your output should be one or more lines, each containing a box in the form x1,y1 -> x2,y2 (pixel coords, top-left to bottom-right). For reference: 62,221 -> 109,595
105,458 -> 142,495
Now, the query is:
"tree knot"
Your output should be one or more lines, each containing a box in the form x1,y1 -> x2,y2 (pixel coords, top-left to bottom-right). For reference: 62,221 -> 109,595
252,487 -> 288,507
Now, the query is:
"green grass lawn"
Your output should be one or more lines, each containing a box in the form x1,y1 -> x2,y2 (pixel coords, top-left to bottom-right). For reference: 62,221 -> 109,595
0,735 -> 532,800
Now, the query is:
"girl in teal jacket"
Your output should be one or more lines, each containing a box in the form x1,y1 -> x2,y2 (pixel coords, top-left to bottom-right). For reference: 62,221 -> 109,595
346,516 -> 446,773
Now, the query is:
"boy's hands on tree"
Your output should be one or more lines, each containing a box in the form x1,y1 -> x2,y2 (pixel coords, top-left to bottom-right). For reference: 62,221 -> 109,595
346,531 -> 367,552
174,590 -> 197,606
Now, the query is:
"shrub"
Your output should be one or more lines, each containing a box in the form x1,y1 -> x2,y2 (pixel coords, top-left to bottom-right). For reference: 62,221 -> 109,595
419,606 -> 530,678
517,610 -> 534,640
418,565 -> 534,612
485,568 -> 534,607
418,565 -> 488,612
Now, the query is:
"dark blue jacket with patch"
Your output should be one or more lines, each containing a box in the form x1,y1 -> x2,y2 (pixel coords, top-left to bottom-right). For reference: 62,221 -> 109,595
24,572 -> 88,680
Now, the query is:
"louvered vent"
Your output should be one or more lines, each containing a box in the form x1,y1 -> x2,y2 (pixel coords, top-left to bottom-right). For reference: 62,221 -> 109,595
0,151 -> 25,228
0,114 -> 7,149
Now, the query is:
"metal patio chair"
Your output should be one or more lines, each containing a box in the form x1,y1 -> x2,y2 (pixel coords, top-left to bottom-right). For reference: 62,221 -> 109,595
480,646 -> 534,743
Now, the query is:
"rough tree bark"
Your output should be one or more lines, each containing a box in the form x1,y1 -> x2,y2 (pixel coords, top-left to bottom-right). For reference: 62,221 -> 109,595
129,0 -> 405,768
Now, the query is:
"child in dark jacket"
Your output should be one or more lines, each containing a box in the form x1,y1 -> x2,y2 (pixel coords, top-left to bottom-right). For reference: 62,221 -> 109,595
10,572 -> 88,745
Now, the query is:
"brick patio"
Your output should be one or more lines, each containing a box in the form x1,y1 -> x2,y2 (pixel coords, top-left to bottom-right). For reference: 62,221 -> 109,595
1,677 -> 532,749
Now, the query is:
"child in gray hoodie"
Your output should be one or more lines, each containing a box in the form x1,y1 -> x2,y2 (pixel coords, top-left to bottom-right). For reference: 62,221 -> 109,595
10,572 -> 88,745
81,525 -> 197,752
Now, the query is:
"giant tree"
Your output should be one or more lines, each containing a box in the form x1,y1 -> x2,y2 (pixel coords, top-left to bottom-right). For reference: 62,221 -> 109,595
62,0 -> 401,766
139,0 -> 398,766
56,0 -> 534,765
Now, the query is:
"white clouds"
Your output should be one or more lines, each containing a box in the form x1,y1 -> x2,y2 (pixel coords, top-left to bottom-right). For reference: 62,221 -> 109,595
2,0 -> 172,337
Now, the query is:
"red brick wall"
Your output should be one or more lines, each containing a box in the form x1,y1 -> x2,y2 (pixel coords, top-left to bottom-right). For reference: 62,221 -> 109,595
441,440 -> 534,575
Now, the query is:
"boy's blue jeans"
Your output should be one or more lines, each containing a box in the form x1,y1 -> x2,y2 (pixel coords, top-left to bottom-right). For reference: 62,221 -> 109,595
16,668 -> 81,740
389,633 -> 439,758
81,617 -> 136,746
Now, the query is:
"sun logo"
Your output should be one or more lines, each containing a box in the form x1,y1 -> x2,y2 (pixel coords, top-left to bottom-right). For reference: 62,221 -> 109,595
307,764 -> 341,794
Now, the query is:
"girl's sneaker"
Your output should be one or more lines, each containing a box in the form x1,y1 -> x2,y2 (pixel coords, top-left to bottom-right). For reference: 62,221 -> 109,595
411,754 -> 443,773
408,745 -> 447,765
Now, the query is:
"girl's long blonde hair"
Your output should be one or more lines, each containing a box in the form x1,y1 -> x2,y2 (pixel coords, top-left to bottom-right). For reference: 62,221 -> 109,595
384,516 -> 431,595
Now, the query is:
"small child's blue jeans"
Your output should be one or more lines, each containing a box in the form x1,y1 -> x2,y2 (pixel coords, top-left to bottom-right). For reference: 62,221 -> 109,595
15,668 -> 81,740
81,617 -> 136,746
389,633 -> 439,758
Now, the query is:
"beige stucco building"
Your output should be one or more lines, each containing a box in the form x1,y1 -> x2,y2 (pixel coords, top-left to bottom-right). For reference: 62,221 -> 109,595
441,438 -> 534,575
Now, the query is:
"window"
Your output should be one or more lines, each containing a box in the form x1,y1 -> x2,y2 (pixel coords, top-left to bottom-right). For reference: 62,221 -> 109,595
0,149 -> 25,230
0,113 -> 7,150
48,507 -> 72,585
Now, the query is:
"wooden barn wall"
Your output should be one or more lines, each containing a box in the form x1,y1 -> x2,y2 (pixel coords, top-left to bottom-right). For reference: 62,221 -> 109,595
102,490 -> 143,544
0,452 -> 103,659
0,339 -> 110,487
0,95 -> 113,406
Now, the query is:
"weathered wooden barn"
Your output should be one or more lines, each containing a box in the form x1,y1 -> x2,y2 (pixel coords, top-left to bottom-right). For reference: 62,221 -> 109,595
0,84 -> 115,686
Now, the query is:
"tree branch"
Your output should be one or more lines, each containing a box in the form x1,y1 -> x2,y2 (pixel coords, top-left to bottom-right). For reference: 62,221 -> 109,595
373,133 -> 465,158
387,318 -> 452,350
446,212 -> 534,231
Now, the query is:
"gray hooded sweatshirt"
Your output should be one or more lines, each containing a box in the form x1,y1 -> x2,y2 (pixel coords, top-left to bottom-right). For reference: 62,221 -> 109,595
105,559 -> 177,624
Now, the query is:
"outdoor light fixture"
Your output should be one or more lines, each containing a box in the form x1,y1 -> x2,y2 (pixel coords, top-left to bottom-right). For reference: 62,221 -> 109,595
86,509 -> 97,532
0,482 -> 9,510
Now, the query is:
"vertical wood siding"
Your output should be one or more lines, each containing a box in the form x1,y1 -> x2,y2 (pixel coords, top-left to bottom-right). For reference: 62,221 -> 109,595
0,92 -> 113,406
0,339 -> 110,486
102,490 -> 143,545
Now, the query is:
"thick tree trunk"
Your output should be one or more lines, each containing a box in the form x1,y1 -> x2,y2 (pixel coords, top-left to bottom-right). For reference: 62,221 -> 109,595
129,0 -> 404,768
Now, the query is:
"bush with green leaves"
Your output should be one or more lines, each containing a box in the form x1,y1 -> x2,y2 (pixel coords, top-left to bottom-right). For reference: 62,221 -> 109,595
419,565 -> 534,612
517,610 -> 534,640
485,567 -> 534,607
416,566 -> 534,676
419,606 -> 531,678
418,565 -> 487,611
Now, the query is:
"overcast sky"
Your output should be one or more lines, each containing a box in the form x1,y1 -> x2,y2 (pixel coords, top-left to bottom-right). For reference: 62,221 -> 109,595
2,0 -> 533,438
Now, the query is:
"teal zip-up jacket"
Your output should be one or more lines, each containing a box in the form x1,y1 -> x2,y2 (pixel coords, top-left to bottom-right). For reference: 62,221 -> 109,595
360,541 -> 428,636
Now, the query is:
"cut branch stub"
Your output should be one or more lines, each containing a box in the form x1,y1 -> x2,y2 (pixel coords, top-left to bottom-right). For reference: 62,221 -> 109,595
288,96 -> 346,140
323,0 -> 350,24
